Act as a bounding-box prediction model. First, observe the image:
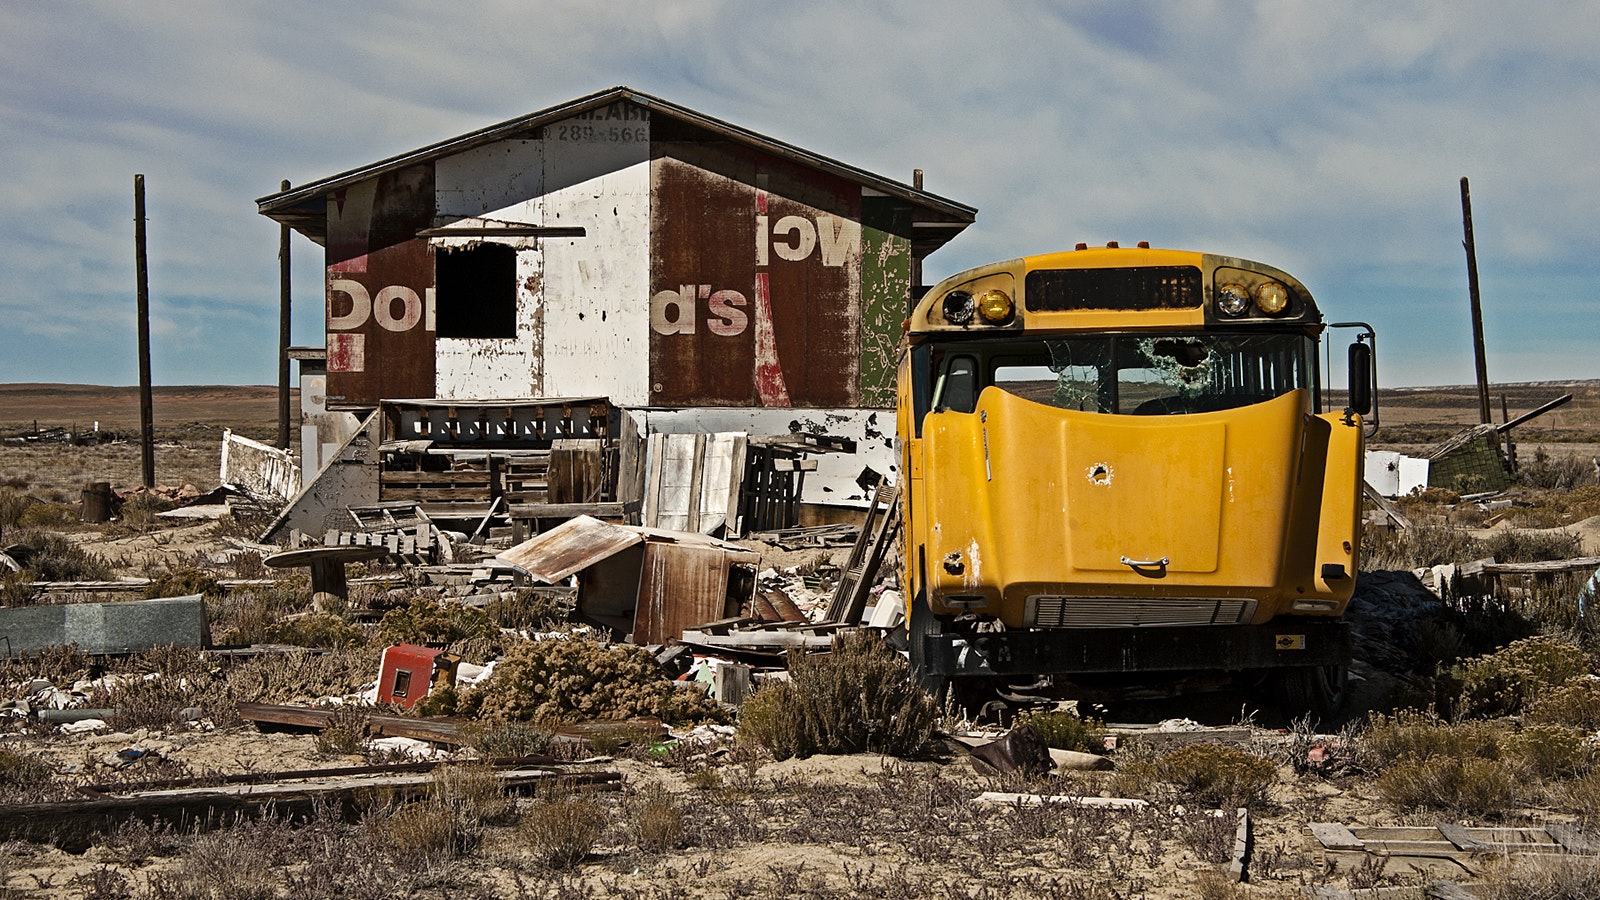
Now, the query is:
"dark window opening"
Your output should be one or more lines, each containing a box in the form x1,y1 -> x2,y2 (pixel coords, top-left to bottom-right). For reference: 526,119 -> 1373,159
392,669 -> 412,698
436,244 -> 517,338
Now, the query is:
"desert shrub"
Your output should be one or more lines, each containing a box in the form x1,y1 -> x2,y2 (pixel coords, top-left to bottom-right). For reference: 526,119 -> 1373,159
1013,709 -> 1106,754
484,588 -> 575,630
464,637 -> 726,725
624,784 -> 686,853
1501,724 -> 1594,779
315,704 -> 370,756
114,491 -> 175,533
1357,710 -> 1503,771
1528,677 -> 1600,729
521,789 -> 607,869
1517,447 -> 1596,491
463,719 -> 553,759
0,489 -> 36,530
1480,528 -> 1583,564
379,595 -> 492,646
221,646 -> 380,705
1377,754 -> 1521,815
256,611 -> 367,649
1149,744 -> 1277,808
1363,524 -> 1487,571
2,530 -> 111,582
0,748 -> 54,802
210,581 -> 312,645
144,564 -> 224,601
737,631 -> 940,761
432,762 -> 514,827
17,500 -> 76,529
383,799 -> 474,861
1459,635 -> 1593,718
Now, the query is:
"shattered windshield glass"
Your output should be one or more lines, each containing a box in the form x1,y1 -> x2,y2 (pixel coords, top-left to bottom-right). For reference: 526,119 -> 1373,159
989,333 -> 1314,415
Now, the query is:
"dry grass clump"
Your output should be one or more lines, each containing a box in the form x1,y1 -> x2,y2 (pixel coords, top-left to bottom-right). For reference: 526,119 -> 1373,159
1477,852 -> 1600,900
143,563 -> 223,601
521,788 -> 608,869
1500,724 -> 1595,779
1132,744 -> 1278,808
378,595 -> 493,647
314,703 -> 371,756
1377,754 -> 1521,816
1,531 -> 112,584
1359,711 -> 1592,814
463,719 -> 554,759
1459,635 -> 1593,718
462,636 -> 725,726
737,631 -> 940,761
0,748 -> 56,802
220,645 -> 380,705
1362,523 -> 1487,571
1358,710 -> 1501,770
1012,708 -> 1107,754
624,784 -> 686,853
1527,677 -> 1600,728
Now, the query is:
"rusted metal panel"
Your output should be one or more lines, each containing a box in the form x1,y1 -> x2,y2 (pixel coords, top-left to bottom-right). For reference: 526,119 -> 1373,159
541,104 -> 652,405
497,515 -> 645,583
634,542 -> 752,645
649,137 -> 862,408
325,165 -> 435,406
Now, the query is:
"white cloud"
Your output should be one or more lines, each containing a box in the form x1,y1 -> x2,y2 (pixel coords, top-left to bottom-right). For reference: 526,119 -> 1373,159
0,1 -> 1595,386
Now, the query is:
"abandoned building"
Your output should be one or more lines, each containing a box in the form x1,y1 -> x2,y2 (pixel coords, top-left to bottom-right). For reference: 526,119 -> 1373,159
255,86 -> 975,540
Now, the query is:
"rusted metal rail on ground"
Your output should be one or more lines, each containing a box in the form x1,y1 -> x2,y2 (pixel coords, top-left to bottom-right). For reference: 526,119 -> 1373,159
0,761 -> 619,852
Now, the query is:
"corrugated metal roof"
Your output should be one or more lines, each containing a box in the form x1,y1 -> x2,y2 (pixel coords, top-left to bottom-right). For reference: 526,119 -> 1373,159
496,514 -> 756,583
257,86 -> 975,247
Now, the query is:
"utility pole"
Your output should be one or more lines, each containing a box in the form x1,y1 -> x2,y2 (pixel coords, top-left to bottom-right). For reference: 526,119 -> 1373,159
1460,177 -> 1492,425
278,179 -> 292,450
134,175 -> 155,489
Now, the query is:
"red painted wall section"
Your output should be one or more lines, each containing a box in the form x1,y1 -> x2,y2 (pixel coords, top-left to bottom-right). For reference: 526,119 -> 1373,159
649,138 -> 861,408
324,165 -> 436,407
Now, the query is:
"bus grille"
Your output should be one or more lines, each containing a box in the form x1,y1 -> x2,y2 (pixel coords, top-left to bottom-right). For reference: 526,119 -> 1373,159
1028,597 -> 1257,628
1025,266 -> 1203,311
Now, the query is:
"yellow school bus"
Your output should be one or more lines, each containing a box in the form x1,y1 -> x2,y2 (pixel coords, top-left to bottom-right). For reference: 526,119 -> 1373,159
898,244 -> 1375,714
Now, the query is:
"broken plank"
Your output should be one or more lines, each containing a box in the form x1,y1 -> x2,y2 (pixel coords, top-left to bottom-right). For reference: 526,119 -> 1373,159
1309,822 -> 1365,851
1437,822 -> 1494,852
1546,823 -> 1600,854
677,630 -> 835,650
0,767 -> 618,852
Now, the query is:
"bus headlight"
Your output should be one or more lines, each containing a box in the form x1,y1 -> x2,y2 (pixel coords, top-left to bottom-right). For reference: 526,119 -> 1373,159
977,289 -> 1014,324
942,290 -> 974,325
1255,281 -> 1290,314
1216,283 -> 1251,316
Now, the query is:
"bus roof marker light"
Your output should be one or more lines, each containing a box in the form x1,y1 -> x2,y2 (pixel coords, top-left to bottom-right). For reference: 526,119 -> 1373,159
1217,283 -> 1251,317
942,290 -> 975,325
977,289 -> 1014,324
1255,281 -> 1290,315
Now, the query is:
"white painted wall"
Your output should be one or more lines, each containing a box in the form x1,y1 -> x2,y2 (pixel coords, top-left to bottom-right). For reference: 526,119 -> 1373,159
434,139 -> 547,400
540,107 -> 652,405
429,113 -> 652,405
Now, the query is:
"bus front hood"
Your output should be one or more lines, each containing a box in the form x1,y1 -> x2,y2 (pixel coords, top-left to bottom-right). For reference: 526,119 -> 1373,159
917,387 -> 1347,625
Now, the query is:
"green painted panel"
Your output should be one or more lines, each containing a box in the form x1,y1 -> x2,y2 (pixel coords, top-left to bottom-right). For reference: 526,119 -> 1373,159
859,197 -> 912,408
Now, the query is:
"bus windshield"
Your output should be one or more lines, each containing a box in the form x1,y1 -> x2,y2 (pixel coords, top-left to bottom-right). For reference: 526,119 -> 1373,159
933,332 -> 1316,416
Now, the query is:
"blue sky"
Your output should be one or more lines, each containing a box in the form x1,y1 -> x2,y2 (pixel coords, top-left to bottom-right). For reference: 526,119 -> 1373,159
2,1 -> 1595,388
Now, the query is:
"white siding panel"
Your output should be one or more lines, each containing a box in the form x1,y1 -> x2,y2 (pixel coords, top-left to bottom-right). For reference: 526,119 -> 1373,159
540,108 -> 652,405
633,407 -> 897,508
434,139 -> 548,399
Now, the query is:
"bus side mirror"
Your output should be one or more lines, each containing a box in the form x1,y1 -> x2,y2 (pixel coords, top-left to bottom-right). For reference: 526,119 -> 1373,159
1347,342 -> 1372,416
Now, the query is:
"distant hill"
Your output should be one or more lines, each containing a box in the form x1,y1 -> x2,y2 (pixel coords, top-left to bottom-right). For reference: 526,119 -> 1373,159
0,383 -> 291,437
